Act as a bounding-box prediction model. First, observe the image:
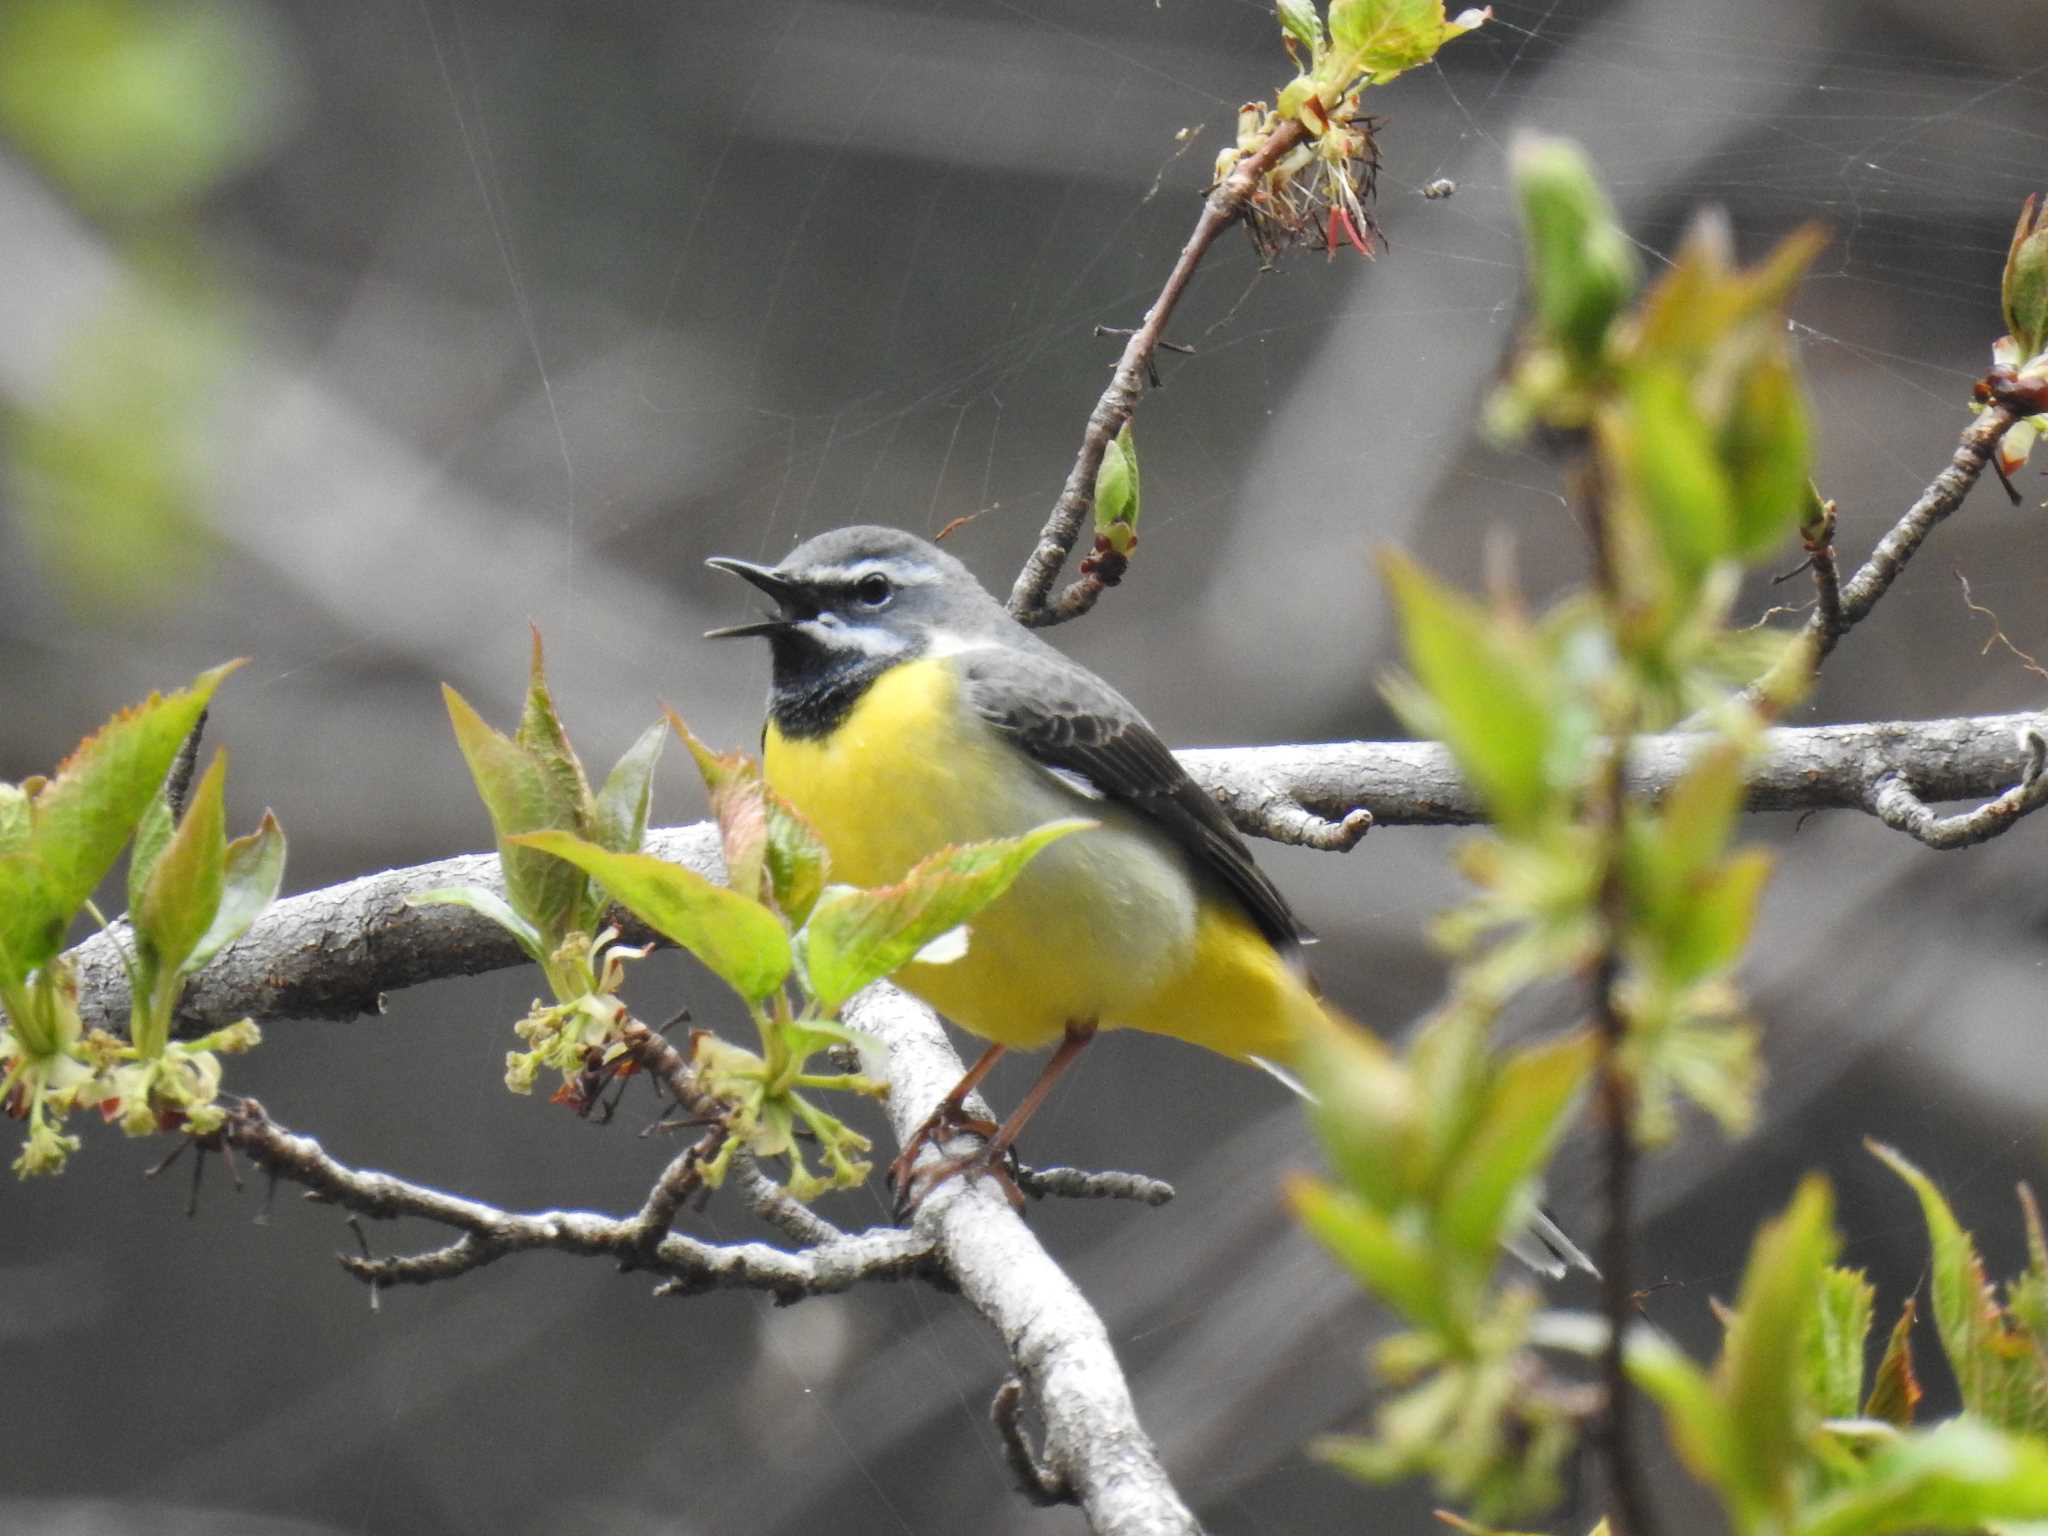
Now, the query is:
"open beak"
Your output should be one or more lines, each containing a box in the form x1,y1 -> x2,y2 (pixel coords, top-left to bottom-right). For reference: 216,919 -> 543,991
704,556 -> 806,639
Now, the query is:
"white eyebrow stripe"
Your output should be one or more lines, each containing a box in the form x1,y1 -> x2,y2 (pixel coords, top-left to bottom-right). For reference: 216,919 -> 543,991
925,630 -> 999,659
795,615 -> 914,656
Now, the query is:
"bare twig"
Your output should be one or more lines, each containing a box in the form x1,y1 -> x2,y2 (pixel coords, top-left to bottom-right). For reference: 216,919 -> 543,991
1581,454 -> 1661,1536
1956,569 -> 2048,684
1865,727 -> 2048,850
992,1376 -> 1077,1506
1015,1162 -> 1175,1205
1007,117 -> 1309,626
1801,401 -> 2019,668
222,1097 -> 937,1303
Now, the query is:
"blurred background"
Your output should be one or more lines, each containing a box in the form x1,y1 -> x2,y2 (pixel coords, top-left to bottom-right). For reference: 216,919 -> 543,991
4,1 -> 2048,1531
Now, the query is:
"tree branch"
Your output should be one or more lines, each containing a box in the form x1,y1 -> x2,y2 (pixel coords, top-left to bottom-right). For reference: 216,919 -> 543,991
845,985 -> 1202,1535
221,1098 -> 936,1304
56,712 -> 2048,1047
1801,400 -> 2019,667
1007,117 -> 1308,626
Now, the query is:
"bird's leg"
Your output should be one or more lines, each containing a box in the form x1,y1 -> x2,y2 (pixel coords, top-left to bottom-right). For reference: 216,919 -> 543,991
894,1022 -> 1098,1218
886,1040 -> 1006,1204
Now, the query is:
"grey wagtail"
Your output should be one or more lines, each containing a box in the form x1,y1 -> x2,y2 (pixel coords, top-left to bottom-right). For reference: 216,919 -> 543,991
707,525 -> 1592,1273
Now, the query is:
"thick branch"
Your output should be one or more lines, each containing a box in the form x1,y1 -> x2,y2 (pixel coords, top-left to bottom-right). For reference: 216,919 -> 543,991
1177,709 -> 2048,840
1007,118 -> 1308,625
57,713 -> 2048,1044
845,986 -> 1201,1536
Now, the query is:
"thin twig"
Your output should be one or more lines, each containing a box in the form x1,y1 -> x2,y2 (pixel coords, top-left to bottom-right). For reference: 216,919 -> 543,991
1800,401 -> 2019,669
1865,728 -> 2048,850
1014,1162 -> 1175,1205
992,1377 -> 1077,1506
1581,454 -> 1661,1536
1007,117 -> 1309,626
222,1098 -> 936,1304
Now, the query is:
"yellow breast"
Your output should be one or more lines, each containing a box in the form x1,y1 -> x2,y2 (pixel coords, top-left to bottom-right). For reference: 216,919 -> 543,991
764,654 -> 1319,1063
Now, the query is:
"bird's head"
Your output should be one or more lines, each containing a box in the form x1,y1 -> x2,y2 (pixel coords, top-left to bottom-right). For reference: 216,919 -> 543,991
705,525 -> 1007,676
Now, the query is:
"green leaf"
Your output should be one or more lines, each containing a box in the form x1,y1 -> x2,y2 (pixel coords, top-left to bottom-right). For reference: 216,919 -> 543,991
792,819 -> 1092,1012
1798,1418 -> 2048,1536
1866,1298 -> 1924,1428
1611,363 -> 1736,585
1721,351 -> 1811,559
1870,1142 -> 2048,1435
1434,1029 -> 1594,1261
592,720 -> 666,855
1631,1326 -> 1740,1496
187,809 -> 284,973
1382,551 -> 1557,836
125,790 -> 174,919
1276,0 -> 1324,51
0,782 -> 29,856
135,747 -> 228,981
1298,1006 -> 1420,1212
1660,848 -> 1774,987
1326,0 -> 1489,86
1094,421 -> 1140,556
1509,132 -> 1637,364
514,629 -> 595,827
670,711 -> 770,903
763,788 -> 830,927
410,885 -> 549,968
510,831 -> 791,1003
1720,1175 -> 1839,1527
1806,1266 -> 1877,1422
2,661 -> 237,981
2004,194 -> 2048,362
443,683 -> 589,944
1288,1172 -> 1454,1336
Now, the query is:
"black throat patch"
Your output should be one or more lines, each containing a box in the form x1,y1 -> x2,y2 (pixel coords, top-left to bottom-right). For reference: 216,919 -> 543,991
764,629 -> 916,740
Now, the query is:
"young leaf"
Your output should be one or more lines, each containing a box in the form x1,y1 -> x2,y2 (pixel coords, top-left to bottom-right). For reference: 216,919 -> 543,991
1658,848 -> 1773,987
514,629 -> 595,823
763,789 -> 829,927
1720,350 -> 1811,559
1382,552 -> 1557,836
510,831 -> 791,1003
792,820 -> 1091,1012
410,886 -> 548,968
669,711 -> 770,902
1094,421 -> 1141,557
443,684 -> 589,942
1276,0 -> 1323,51
0,782 -> 28,855
1287,1172 -> 1455,1337
1610,363 -> 1736,585
593,720 -> 666,855
1798,1417 -> 2048,1536
186,810 -> 285,973
1509,132 -> 1637,364
135,747 -> 229,981
1719,1175 -> 1838,1528
1433,1030 -> 1594,1262
1326,0 -> 1490,86
1870,1141 -> 2048,1436
1806,1266 -> 1877,1422
1298,1006 -> 1420,1213
4,661 -> 238,979
1865,1298 -> 1923,1428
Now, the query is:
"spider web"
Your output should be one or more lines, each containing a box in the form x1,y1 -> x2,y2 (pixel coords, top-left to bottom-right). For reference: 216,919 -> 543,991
6,2 -> 2048,1534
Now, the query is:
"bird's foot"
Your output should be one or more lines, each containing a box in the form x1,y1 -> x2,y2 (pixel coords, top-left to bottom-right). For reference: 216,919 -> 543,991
891,1140 -> 1026,1221
887,1098 -> 1014,1220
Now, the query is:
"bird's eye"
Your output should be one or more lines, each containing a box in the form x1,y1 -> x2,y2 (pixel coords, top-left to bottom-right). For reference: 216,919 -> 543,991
854,572 -> 893,608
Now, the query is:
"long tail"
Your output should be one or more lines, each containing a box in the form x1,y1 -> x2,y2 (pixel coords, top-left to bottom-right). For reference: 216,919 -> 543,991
1252,1053 -> 1600,1281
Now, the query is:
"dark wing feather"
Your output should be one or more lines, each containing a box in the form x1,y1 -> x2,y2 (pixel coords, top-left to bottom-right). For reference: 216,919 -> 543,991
960,646 -> 1309,957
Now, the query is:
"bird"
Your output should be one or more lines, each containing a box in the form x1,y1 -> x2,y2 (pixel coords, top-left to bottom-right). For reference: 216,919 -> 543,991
707,525 -> 1592,1275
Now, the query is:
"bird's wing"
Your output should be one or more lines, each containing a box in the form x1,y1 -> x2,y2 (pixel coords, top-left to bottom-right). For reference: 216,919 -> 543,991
959,645 -> 1310,957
